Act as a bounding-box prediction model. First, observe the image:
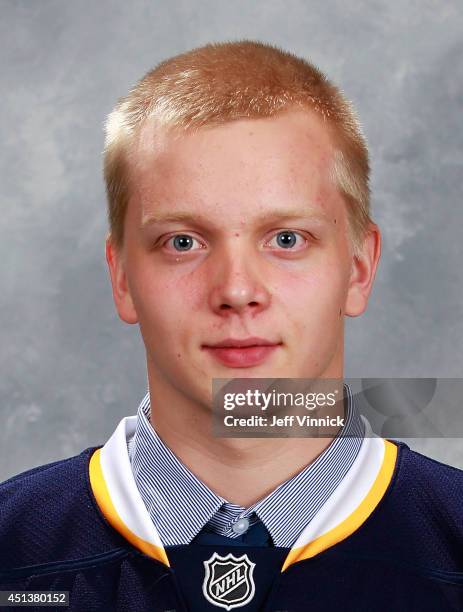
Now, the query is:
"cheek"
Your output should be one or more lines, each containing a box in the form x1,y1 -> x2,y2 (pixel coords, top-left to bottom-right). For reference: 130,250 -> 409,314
276,259 -> 347,304
129,263 -> 206,332
274,262 -> 348,341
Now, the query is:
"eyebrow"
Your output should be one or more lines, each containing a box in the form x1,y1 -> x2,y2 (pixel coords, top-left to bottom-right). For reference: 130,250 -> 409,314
140,207 -> 329,230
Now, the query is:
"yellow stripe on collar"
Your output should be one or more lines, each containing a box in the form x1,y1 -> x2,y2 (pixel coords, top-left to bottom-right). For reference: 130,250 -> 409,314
89,447 -> 170,567
281,439 -> 398,572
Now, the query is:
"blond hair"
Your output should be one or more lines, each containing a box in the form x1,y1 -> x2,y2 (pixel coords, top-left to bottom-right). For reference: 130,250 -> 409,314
104,40 -> 372,256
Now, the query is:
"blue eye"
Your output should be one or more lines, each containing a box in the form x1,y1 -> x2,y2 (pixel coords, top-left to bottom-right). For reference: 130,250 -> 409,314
269,231 -> 305,249
167,234 -> 201,251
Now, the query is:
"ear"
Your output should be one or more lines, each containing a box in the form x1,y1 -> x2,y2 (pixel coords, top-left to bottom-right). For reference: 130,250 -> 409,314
105,234 -> 138,324
344,223 -> 381,317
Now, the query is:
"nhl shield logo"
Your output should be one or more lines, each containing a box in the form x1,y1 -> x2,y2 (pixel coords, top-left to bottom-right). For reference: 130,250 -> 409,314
202,552 -> 256,609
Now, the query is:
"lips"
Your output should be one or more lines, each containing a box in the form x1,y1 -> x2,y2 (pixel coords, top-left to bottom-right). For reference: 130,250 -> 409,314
206,337 -> 278,348
202,337 -> 282,367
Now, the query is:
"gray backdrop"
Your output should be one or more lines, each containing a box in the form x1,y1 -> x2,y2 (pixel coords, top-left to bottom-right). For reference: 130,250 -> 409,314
1,0 -> 462,480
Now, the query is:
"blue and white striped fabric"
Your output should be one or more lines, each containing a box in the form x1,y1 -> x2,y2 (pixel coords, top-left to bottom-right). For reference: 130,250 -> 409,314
127,384 -> 364,548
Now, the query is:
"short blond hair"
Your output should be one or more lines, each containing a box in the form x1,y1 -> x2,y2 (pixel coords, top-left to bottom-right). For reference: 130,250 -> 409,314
104,40 -> 372,256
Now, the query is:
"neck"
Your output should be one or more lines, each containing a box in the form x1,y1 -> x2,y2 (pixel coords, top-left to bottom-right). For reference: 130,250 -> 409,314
146,372 -> 345,507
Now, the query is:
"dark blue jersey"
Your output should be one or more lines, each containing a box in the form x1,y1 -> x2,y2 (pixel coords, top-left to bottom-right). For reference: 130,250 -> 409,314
0,435 -> 462,611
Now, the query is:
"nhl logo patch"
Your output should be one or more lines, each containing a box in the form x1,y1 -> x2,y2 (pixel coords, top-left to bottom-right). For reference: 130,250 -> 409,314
202,551 -> 256,609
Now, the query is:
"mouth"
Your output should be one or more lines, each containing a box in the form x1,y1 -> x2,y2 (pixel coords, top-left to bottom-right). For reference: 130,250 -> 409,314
201,337 -> 282,368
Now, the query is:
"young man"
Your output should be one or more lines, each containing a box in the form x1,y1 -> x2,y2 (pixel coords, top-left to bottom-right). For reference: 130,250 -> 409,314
1,40 -> 461,611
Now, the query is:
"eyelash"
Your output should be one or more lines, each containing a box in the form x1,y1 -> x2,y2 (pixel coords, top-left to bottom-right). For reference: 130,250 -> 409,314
161,230 -> 309,253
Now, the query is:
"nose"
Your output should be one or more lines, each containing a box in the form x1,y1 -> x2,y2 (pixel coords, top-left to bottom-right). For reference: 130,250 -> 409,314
208,243 -> 271,317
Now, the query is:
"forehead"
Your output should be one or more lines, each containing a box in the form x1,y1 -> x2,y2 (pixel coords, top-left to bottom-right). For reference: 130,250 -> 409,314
128,109 -> 339,227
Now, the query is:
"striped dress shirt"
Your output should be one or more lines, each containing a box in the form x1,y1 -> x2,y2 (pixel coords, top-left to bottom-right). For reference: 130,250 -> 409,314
127,384 -> 364,548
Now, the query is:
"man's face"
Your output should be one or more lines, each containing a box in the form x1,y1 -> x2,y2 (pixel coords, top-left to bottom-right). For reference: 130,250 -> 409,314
107,109 -> 377,407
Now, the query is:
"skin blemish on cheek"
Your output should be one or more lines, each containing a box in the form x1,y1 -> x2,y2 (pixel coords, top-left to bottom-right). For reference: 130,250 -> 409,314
339,307 -> 342,317
334,218 -> 337,224
235,233 -> 240,237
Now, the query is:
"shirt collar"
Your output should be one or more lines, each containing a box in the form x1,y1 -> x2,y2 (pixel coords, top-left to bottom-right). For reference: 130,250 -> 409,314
128,384 -> 364,547
128,393 -> 224,546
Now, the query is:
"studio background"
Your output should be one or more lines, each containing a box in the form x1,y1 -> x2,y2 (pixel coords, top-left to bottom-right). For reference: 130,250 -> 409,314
1,0 -> 462,480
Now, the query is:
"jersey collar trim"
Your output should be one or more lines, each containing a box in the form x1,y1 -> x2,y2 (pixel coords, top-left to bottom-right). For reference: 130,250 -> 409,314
89,414 -> 398,571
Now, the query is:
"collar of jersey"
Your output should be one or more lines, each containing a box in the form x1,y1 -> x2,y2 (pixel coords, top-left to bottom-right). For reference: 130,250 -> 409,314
89,414 -> 397,572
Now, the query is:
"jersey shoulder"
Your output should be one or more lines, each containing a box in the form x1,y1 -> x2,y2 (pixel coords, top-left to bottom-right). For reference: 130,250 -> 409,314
387,441 -> 463,534
349,440 -> 463,572
395,441 -> 463,509
0,447 -> 124,572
